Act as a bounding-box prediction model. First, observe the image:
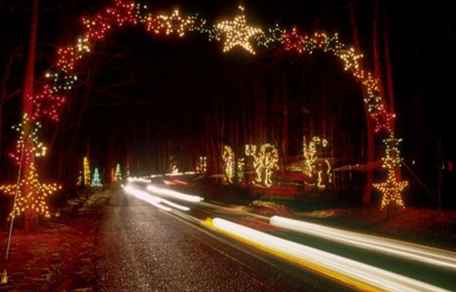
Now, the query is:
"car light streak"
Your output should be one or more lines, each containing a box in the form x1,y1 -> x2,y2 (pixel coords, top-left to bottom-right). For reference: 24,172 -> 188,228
122,184 -> 171,211
270,216 -> 456,270
146,184 -> 203,203
210,218 -> 448,292
127,176 -> 152,183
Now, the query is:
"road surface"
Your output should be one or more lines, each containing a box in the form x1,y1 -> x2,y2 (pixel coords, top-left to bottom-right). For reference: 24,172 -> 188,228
96,189 -> 347,291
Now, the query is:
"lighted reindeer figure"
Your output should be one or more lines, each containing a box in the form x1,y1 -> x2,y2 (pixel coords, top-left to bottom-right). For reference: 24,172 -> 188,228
245,144 -> 279,187
302,136 -> 333,190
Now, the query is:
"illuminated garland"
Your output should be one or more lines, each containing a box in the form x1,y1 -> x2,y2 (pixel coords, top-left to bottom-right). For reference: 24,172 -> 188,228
245,144 -> 279,188
222,145 -> 235,184
0,162 -> 61,219
9,114 -> 47,166
6,0 -> 405,210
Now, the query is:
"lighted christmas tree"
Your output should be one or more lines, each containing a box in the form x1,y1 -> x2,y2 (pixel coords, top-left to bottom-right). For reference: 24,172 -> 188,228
115,163 -> 122,182
83,156 -> 91,186
91,167 -> 103,187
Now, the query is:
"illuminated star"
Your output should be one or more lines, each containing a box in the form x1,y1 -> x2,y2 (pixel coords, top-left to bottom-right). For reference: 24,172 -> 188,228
215,6 -> 263,54
0,163 -> 61,218
373,170 -> 408,209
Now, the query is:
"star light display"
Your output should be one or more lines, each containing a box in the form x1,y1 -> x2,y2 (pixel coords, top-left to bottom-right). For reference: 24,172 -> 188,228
0,162 -> 61,219
245,144 -> 279,188
215,5 -> 263,54
373,170 -> 408,209
7,0 -> 406,211
147,9 -> 196,37
222,145 -> 235,184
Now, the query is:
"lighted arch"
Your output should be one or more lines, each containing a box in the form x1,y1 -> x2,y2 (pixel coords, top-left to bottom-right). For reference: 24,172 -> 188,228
8,0 -> 407,211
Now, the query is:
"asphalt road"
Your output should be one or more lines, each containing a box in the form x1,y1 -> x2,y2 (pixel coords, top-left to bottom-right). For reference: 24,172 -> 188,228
95,189 -> 347,292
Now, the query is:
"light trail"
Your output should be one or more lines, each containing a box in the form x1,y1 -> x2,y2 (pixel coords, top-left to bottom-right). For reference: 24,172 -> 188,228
146,184 -> 204,203
209,218 -> 448,292
127,176 -> 152,183
123,184 -> 171,211
123,184 -> 190,212
270,216 -> 456,270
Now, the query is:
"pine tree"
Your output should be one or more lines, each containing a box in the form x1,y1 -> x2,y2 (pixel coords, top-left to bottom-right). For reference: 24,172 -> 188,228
91,168 -> 102,187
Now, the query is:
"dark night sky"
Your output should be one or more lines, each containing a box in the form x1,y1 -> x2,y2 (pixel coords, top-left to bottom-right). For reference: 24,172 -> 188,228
1,0 -> 455,205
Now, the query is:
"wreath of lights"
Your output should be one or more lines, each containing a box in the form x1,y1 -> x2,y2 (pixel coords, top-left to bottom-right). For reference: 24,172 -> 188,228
1,0 -> 407,215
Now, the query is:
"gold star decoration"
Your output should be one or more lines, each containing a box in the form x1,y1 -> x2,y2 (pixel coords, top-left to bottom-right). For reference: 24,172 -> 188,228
0,162 -> 61,219
215,5 -> 263,54
373,170 -> 407,209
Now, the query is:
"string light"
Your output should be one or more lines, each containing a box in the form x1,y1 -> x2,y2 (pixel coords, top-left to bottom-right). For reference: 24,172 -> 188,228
83,156 -> 91,186
9,114 -> 47,166
222,145 -> 235,184
91,167 -> 103,187
237,158 -> 245,182
302,136 -> 332,190
115,163 -> 123,182
147,9 -> 196,37
9,1 -> 404,210
215,5 -> 263,54
245,144 -> 279,187
29,85 -> 66,121
196,156 -> 207,174
373,170 -> 407,209
0,162 -> 61,219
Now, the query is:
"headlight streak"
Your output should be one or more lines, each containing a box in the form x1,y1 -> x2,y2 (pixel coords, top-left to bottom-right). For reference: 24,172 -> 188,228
211,218 -> 448,292
127,176 -> 152,183
146,184 -> 203,203
270,216 -> 456,270
122,184 -> 171,212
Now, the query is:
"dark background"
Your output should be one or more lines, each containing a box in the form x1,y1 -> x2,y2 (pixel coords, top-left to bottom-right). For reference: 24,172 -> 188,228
0,0 -> 455,208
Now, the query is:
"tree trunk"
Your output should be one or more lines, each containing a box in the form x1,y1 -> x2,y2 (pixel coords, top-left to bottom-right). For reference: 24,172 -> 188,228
350,0 -> 375,205
22,0 -> 40,231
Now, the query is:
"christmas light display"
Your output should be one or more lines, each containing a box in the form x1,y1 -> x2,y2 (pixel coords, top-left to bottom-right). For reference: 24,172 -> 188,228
245,144 -> 279,187
147,9 -> 196,37
115,163 -> 123,182
196,156 -> 207,174
237,158 -> 245,182
373,170 -> 407,209
222,145 -> 235,184
9,114 -> 47,166
374,133 -> 407,209
91,167 -> 103,187
7,0 -> 406,210
0,162 -> 61,219
83,156 -> 91,186
215,6 -> 263,54
302,136 -> 333,190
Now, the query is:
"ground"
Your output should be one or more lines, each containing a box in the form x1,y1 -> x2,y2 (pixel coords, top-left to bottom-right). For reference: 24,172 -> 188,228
1,182 -> 455,291
0,189 -> 110,291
